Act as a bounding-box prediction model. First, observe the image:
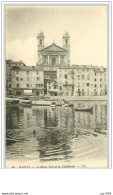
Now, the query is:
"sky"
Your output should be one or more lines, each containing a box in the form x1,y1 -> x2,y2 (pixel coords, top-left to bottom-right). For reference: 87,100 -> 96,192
6,6 -> 107,67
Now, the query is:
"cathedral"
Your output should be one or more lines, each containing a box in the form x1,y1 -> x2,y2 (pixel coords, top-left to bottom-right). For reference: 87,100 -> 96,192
36,31 -> 71,95
37,31 -> 70,66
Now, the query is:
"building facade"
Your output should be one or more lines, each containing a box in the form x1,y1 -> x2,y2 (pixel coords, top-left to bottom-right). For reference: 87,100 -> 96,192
6,60 -> 44,96
6,32 -> 107,97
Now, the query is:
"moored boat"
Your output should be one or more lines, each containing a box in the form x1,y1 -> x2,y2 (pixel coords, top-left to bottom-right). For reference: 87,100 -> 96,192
62,100 -> 73,107
50,101 -> 56,109
75,106 -> 93,112
6,98 -> 19,106
63,103 -> 69,107
19,97 -> 32,107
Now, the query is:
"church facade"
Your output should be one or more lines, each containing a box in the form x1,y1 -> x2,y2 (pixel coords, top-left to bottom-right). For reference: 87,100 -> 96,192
36,31 -> 71,96
37,31 -> 70,66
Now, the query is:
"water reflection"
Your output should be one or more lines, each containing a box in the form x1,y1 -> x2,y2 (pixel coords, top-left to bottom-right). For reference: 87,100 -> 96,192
6,101 -> 107,164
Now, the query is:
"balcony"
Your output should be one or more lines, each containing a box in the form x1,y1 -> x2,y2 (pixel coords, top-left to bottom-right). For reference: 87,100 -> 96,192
63,83 -> 74,86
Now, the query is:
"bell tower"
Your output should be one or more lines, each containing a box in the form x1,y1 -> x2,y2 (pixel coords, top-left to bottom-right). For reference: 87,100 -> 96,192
62,32 -> 70,65
37,31 -> 45,51
37,31 -> 45,65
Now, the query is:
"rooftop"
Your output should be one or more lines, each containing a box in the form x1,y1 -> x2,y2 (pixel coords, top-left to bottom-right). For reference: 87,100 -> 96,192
62,31 -> 70,38
40,42 -> 67,52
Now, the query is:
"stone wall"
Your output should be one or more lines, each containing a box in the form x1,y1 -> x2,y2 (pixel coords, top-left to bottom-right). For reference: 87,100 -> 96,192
46,96 -> 107,101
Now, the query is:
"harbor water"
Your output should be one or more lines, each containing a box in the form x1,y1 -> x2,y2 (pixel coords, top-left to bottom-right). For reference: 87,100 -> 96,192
6,101 -> 107,168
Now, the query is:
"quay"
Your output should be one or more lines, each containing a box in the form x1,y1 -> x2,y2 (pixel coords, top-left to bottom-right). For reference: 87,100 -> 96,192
6,95 -> 107,108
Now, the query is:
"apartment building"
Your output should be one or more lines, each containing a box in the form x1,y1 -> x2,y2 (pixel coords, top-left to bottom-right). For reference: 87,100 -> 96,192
6,60 -> 44,96
57,67 -> 74,96
6,59 -> 26,95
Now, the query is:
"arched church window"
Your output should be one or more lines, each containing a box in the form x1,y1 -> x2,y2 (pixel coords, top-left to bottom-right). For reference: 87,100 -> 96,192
52,57 -> 56,65
65,39 -> 68,44
40,39 -> 42,45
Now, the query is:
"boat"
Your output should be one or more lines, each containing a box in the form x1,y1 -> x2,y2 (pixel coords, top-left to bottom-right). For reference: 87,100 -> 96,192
62,100 -> 73,107
50,101 -> 56,109
63,103 -> 69,107
20,97 -> 32,107
75,106 -> 93,112
6,98 -> 19,106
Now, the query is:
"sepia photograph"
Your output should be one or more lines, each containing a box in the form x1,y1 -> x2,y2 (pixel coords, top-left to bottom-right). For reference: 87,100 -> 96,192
5,5 -> 108,168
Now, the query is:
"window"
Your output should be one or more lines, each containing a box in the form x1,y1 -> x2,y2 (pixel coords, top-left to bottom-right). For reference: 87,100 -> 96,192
82,75 -> 84,79
60,86 -> 62,90
95,78 -> 96,81
95,84 -> 97,88
16,91 -> 21,95
52,57 -> 56,65
37,77 -> 40,81
49,82 -> 51,85
35,84 -> 38,87
17,84 -> 19,87
27,71 -> 29,74
36,71 -> 39,74
16,77 -> 19,81
49,86 -> 51,89
100,84 -> 102,87
9,84 -> 11,87
105,89 -> 107,95
95,72 -> 97,76
20,78 -> 23,81
41,91 -> 43,94
40,39 -> 42,44
54,85 -> 57,89
65,74 -> 67,79
100,78 -> 102,82
26,84 -> 29,87
82,89 -> 85,96
77,75 -> 80,80
16,71 -> 19,74
86,83 -> 89,86
65,39 -> 68,44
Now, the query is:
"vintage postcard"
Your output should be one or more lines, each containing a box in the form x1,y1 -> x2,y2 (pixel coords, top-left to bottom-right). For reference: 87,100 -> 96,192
5,5 -> 108,168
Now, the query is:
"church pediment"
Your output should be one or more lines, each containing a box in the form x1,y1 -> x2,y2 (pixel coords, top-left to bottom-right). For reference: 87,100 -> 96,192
40,43 -> 67,52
